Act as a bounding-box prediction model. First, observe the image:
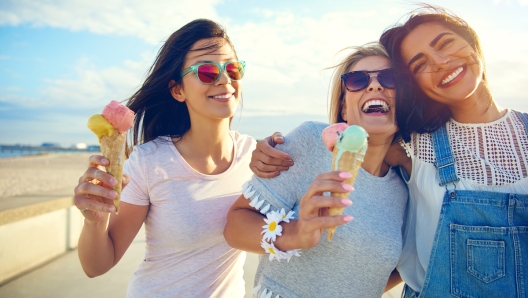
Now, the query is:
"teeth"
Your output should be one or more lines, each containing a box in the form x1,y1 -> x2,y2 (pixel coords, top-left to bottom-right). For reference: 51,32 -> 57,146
212,94 -> 231,99
362,100 -> 389,112
441,67 -> 463,85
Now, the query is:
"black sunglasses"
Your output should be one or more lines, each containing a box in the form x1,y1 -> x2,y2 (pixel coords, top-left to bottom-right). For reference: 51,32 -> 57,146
341,69 -> 395,92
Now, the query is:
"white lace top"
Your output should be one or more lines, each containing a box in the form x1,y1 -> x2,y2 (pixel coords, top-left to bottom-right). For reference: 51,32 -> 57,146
406,110 -> 528,185
397,109 -> 528,292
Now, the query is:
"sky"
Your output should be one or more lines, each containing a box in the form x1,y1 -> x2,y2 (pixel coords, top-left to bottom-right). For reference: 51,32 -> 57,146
1,0 -> 527,147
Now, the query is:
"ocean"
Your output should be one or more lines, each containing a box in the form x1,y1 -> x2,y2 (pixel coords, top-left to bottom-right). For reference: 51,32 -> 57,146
0,147 -> 100,159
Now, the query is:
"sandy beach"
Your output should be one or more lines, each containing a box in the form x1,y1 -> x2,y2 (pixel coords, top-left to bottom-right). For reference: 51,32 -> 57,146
0,153 -> 92,199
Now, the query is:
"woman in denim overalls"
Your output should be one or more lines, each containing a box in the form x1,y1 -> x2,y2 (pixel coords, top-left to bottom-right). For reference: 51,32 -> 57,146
251,5 -> 528,297
380,5 -> 528,298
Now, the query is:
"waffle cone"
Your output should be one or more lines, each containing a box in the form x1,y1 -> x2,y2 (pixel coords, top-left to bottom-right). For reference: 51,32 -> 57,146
327,147 -> 364,241
99,132 -> 126,214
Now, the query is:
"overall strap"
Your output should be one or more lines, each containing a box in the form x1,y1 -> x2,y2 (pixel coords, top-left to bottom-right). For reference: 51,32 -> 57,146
514,110 -> 528,133
431,124 -> 460,186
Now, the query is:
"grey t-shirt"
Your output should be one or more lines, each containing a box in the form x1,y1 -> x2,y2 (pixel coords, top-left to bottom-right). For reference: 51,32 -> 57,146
248,121 -> 408,298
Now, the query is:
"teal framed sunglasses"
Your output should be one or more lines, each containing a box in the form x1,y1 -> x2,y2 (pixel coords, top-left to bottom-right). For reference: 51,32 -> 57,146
181,61 -> 246,84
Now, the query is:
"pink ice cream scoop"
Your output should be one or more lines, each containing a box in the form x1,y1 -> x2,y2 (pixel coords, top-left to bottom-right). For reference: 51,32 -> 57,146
321,123 -> 349,151
102,100 -> 135,133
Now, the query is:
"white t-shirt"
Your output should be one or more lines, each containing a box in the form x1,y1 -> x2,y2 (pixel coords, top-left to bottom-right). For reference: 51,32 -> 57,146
121,132 -> 256,298
397,110 -> 528,291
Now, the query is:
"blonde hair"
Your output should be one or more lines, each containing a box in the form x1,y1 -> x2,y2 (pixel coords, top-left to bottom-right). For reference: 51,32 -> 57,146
328,42 -> 390,124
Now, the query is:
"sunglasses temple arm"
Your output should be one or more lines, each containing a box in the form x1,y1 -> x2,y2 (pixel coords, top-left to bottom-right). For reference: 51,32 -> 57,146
180,67 -> 193,79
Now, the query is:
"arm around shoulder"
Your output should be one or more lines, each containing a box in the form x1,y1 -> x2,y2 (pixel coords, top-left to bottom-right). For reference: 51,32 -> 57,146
385,142 -> 412,176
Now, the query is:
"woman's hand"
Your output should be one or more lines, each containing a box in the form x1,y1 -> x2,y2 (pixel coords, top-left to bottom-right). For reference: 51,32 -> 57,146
275,171 -> 354,250
251,132 -> 294,178
74,155 -> 130,222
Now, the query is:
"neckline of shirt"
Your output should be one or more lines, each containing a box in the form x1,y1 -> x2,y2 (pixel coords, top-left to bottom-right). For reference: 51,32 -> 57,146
448,109 -> 511,128
358,166 -> 396,181
164,132 -> 238,180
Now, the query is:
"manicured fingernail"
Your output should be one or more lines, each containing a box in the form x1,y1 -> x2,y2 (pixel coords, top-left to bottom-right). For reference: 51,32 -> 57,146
342,183 -> 353,191
109,178 -> 118,186
341,199 -> 352,206
339,172 -> 352,179
275,171 -> 280,176
343,215 -> 353,222
109,191 -> 118,198
102,158 -> 109,165
108,206 -> 116,212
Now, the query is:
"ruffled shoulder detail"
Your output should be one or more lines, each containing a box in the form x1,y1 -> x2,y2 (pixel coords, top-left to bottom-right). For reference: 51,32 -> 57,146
242,181 -> 275,215
252,284 -> 282,298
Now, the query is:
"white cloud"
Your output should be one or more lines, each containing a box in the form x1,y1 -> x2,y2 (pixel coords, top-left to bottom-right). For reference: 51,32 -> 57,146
15,7 -> 391,116
40,56 -> 150,108
0,54 -> 151,109
227,9 -> 390,116
0,0 -> 221,43
478,29 -> 528,111
492,0 -> 527,5
2,0 -> 527,144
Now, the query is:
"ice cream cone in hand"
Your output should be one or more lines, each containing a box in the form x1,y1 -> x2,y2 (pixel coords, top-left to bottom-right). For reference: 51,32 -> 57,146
87,100 -> 134,214
322,124 -> 368,241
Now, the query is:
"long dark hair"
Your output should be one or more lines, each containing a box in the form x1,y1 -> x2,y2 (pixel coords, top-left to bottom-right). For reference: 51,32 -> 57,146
380,4 -> 485,142
126,19 -> 236,150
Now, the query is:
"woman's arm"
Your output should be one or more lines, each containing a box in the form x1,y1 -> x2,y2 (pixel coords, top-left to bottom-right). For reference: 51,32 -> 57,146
74,155 -> 148,277
384,142 -> 412,176
224,171 -> 354,253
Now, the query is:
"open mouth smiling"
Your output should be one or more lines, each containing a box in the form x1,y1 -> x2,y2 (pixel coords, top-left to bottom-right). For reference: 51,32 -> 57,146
440,66 -> 464,86
211,94 -> 232,99
362,99 -> 390,114
210,93 -> 234,102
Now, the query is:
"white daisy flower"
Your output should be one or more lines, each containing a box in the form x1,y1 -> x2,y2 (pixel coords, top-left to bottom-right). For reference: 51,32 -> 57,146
261,240 -> 285,261
279,208 -> 295,223
261,211 -> 283,242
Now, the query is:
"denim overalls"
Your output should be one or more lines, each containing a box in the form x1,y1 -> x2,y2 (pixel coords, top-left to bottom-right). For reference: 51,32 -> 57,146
403,111 -> 528,298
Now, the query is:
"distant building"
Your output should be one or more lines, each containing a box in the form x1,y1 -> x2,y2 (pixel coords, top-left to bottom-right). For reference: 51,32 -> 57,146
41,143 -> 61,148
76,143 -> 88,150
87,145 -> 101,152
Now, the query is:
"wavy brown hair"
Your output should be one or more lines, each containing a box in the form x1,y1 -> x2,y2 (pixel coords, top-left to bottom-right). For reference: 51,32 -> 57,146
380,4 -> 487,141
126,19 -> 237,154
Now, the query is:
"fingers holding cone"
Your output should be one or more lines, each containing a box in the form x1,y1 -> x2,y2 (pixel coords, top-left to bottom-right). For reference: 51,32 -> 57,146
322,124 -> 368,241
86,101 -> 134,215
75,155 -> 120,219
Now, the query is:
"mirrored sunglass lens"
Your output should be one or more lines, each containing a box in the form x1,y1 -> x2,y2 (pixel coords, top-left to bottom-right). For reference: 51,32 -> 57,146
197,64 -> 220,83
346,73 -> 369,91
378,70 -> 395,88
226,62 -> 244,80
